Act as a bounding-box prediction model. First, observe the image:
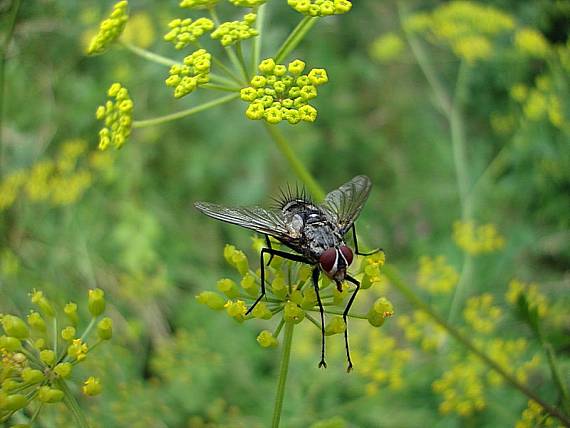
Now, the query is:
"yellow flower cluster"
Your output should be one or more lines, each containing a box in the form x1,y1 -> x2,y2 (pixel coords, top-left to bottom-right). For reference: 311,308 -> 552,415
87,1 -> 129,55
463,293 -> 502,335
0,139 -> 112,211
405,1 -> 515,63
196,239 -> 392,362
515,400 -> 560,428
417,255 -> 459,294
353,330 -> 412,394
165,49 -> 211,98
397,310 -> 447,351
481,338 -> 539,385
370,33 -> 405,63
229,0 -> 266,7
211,13 -> 258,47
506,279 -> 549,318
240,58 -> 328,124
452,220 -> 505,255
514,28 -> 550,58
0,289 -> 110,422
511,75 -> 568,130
432,361 -> 486,416
179,0 -> 219,8
164,17 -> 214,50
287,0 -> 352,17
96,82 -> 133,150
360,251 -> 386,289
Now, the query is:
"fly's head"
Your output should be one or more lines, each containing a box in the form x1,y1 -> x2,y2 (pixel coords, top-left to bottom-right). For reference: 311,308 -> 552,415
318,246 -> 354,290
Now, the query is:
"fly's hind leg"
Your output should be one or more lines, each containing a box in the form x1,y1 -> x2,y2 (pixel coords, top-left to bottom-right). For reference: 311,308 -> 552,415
343,274 -> 361,372
312,267 -> 327,368
351,224 -> 381,256
245,248 -> 310,316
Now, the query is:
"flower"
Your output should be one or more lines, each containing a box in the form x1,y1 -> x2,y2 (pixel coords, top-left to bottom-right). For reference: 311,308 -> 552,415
211,13 -> 258,47
241,59 -> 328,124
417,255 -> 459,294
288,0 -> 352,17
514,28 -> 550,58
82,377 -> 103,396
453,220 -> 505,255
164,17 -> 214,50
166,49 -> 211,98
463,294 -> 502,335
96,82 -> 133,150
179,0 -> 219,8
87,1 -> 129,55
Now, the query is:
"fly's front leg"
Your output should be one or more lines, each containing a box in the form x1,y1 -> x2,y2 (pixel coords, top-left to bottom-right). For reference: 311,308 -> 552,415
245,248 -> 310,316
343,274 -> 361,372
351,224 -> 381,256
312,267 -> 327,368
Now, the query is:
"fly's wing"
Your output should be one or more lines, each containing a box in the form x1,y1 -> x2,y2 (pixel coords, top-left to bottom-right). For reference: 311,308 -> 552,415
321,175 -> 372,234
194,201 -> 294,240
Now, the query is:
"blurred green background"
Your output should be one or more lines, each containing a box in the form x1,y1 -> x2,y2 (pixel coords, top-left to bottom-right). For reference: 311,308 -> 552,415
1,0 -> 569,427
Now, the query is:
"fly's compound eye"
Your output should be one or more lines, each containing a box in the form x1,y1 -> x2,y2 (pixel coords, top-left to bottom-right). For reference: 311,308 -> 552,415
339,246 -> 353,266
319,248 -> 338,275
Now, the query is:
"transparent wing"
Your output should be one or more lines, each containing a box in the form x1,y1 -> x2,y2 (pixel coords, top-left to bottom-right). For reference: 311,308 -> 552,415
194,201 -> 293,239
321,175 -> 372,234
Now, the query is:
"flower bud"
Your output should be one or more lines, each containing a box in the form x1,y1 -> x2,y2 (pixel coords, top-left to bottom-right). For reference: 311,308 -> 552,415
38,386 -> 64,403
54,362 -> 72,378
27,311 -> 46,332
240,273 -> 258,297
256,330 -> 278,348
232,251 -> 249,276
1,393 -> 27,410
61,326 -> 76,341
68,339 -> 88,361
301,287 -> 317,310
21,368 -> 44,384
0,335 -> 21,351
217,278 -> 240,298
251,302 -> 272,320
223,244 -> 237,265
271,274 -> 288,299
195,291 -> 226,310
82,376 -> 102,396
39,349 -> 55,366
367,297 -> 394,327
1,315 -> 29,339
224,300 -> 247,322
64,302 -> 79,326
97,317 -> 113,340
88,288 -> 106,317
30,290 -> 54,317
283,302 -> 304,324
325,316 -> 346,336
290,289 -> 303,306
2,379 -> 21,392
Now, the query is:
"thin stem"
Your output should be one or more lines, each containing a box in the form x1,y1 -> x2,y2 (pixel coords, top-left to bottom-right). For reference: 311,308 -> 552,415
79,317 -> 96,343
272,322 -> 294,428
119,41 -> 178,66
263,123 -> 325,201
209,8 -> 247,84
53,316 -> 58,357
383,264 -> 570,427
132,93 -> 239,128
202,83 -> 241,92
58,379 -> 90,428
30,402 -> 43,424
252,4 -> 265,73
0,0 -> 21,174
235,42 -> 250,81
275,17 -> 318,64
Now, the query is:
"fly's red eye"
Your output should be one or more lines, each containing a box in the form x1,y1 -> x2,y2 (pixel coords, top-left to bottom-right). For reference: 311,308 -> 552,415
319,248 -> 337,273
339,246 -> 353,266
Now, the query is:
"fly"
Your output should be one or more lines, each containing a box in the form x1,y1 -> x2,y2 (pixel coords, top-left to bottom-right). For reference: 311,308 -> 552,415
194,175 -> 379,371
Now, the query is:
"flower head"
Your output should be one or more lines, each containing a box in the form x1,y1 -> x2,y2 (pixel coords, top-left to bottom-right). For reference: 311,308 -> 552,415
179,0 -> 219,8
96,83 -> 133,150
164,17 -> 214,50
87,1 -> 129,55
288,0 -> 352,17
417,255 -> 459,294
166,49 -> 211,98
241,59 -> 328,124
211,13 -> 258,47
453,220 -> 505,255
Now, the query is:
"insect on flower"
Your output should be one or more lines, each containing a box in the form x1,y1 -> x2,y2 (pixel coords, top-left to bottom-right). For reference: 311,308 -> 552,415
195,175 -> 379,371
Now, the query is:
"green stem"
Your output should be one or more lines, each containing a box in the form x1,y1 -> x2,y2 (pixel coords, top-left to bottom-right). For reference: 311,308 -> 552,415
53,316 -> 58,357
275,17 -> 318,64
320,308 -> 368,320
209,8 -> 247,84
132,94 -> 239,128
252,4 -> 265,73
545,343 -> 570,415
383,264 -> 570,427
79,317 -> 97,343
202,83 -> 241,92
272,322 -> 294,428
120,41 -> 177,66
0,0 -> 21,174
58,380 -> 90,428
235,42 -> 250,81
263,123 -> 325,201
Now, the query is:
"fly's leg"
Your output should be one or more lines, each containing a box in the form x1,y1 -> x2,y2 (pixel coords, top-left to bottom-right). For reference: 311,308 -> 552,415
312,267 -> 327,369
264,235 -> 274,266
343,274 -> 361,372
245,248 -> 310,316
351,224 -> 381,256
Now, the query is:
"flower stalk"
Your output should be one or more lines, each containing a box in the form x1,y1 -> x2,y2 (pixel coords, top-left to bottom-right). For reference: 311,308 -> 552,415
272,322 -> 294,428
275,17 -> 318,64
